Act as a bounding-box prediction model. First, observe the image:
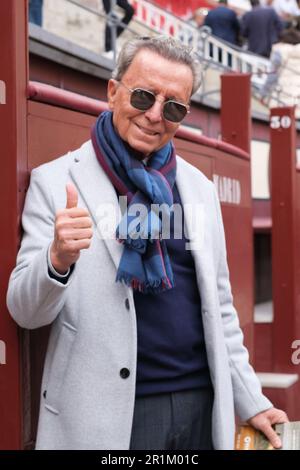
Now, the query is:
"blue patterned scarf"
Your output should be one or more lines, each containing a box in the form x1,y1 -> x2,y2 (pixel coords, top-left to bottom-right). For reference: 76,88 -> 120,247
91,111 -> 177,294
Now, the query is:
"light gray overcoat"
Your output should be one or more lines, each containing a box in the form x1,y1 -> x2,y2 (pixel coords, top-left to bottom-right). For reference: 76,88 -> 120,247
7,140 -> 272,450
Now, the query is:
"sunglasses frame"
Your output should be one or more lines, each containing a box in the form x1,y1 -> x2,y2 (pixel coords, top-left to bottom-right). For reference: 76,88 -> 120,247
118,81 -> 190,123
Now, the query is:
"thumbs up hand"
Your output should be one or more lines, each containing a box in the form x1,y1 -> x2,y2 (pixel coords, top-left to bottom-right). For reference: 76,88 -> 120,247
50,183 -> 93,274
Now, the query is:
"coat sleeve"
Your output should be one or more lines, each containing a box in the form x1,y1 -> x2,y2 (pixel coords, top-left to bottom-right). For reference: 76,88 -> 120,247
212,184 -> 273,421
7,168 -> 75,330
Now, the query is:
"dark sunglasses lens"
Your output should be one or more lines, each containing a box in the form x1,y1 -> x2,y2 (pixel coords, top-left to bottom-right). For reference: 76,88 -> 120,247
131,89 -> 155,111
163,101 -> 187,123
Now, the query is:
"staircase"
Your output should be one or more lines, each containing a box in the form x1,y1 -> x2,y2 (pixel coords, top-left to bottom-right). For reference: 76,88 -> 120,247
40,0 -> 300,120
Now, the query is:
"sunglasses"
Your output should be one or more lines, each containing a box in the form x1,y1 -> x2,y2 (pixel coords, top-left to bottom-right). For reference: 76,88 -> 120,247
119,82 -> 190,123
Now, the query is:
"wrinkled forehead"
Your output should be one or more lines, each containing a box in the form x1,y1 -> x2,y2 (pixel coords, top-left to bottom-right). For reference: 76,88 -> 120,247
121,49 -> 194,99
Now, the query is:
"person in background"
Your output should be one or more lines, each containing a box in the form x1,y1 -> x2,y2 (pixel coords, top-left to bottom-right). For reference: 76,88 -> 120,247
260,28 -> 300,104
272,0 -> 300,27
204,0 -> 240,46
191,7 -> 209,29
241,0 -> 282,57
29,0 -> 43,27
188,7 -> 210,53
103,0 -> 134,56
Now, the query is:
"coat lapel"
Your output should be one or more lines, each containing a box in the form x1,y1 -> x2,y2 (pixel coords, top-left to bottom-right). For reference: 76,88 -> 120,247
69,141 -> 123,271
175,157 -> 214,302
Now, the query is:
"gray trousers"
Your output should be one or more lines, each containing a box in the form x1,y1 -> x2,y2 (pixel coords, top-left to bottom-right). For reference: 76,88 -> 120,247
129,388 -> 214,450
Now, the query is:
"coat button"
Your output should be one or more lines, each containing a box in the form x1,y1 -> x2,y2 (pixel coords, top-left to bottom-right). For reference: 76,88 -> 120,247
43,390 -> 47,399
125,298 -> 130,310
120,368 -> 130,379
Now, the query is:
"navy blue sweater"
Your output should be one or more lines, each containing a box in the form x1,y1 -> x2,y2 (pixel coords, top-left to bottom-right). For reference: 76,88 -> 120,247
134,184 -> 212,396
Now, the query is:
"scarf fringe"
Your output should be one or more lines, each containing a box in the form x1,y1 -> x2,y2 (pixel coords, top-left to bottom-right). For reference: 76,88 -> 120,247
116,270 -> 174,294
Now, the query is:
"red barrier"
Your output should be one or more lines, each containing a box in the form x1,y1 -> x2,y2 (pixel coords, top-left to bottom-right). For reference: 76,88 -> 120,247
271,107 -> 300,373
0,0 -> 27,450
221,74 -> 251,154
28,81 -> 249,160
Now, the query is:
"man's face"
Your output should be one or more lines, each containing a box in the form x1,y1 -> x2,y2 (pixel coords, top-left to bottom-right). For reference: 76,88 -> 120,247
107,49 -> 194,157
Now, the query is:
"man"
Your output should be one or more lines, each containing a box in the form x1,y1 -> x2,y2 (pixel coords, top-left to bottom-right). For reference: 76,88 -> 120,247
272,0 -> 300,24
7,36 -> 287,450
29,0 -> 43,27
204,0 -> 240,46
260,28 -> 300,106
241,0 -> 282,57
190,7 -> 208,28
102,0 -> 134,55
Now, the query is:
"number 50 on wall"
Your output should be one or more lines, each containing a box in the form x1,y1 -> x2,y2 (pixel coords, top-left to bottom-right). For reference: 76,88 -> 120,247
270,115 -> 292,129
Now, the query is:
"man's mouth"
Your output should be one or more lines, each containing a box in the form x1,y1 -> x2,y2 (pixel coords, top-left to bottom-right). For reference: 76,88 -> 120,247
135,123 -> 160,136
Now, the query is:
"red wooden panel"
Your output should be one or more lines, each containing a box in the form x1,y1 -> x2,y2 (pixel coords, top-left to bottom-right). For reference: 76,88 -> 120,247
214,157 -> 253,355
0,0 -> 28,450
28,101 -> 96,168
219,74 -> 253,355
221,74 -> 251,154
254,324 -> 273,372
253,200 -> 272,233
174,138 -> 213,179
271,107 -> 300,373
176,138 -> 253,354
29,55 -> 108,102
263,383 -> 300,421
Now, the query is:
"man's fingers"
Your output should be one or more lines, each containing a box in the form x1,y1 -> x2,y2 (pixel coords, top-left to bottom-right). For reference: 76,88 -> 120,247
64,228 -> 93,241
273,410 -> 289,424
56,215 -> 92,229
68,239 -> 92,252
69,216 -> 92,229
57,208 -> 90,219
260,423 -> 282,449
66,183 -> 78,209
248,408 -> 289,450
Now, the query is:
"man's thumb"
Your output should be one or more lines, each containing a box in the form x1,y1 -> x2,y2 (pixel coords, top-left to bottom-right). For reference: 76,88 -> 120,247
66,183 -> 78,209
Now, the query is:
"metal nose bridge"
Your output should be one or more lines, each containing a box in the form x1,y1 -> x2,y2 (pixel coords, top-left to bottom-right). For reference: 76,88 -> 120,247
153,94 -> 167,105
147,94 -> 167,115
146,95 -> 165,120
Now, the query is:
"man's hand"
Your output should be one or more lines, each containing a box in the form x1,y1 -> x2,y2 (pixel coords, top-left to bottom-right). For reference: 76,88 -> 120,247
50,183 -> 93,274
248,407 -> 289,449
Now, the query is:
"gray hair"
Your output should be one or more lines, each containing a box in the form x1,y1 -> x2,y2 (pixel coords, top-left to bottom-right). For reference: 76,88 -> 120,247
112,36 -> 202,95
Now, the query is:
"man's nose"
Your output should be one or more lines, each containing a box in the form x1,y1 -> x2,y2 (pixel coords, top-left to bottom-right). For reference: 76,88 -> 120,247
144,97 -> 164,123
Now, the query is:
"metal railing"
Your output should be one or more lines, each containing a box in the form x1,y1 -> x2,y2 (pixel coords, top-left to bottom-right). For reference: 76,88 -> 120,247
40,0 -> 299,116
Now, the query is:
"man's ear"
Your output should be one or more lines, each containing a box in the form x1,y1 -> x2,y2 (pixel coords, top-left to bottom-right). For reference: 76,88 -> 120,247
107,79 -> 118,110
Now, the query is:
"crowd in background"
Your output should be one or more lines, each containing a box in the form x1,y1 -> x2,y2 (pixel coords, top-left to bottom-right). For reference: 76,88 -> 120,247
28,0 -> 300,59
191,0 -> 300,58
28,0 -> 300,103
191,0 -> 300,103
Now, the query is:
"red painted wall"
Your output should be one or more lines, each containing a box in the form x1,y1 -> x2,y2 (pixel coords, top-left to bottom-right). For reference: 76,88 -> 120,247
151,0 -> 213,18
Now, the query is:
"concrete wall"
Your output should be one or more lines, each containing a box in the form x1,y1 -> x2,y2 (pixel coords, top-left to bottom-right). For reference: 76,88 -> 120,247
43,0 -> 148,53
